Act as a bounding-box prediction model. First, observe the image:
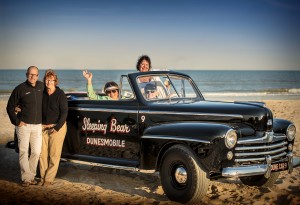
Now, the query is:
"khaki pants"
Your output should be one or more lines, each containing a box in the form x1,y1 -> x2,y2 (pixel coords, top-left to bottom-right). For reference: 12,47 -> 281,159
39,123 -> 67,183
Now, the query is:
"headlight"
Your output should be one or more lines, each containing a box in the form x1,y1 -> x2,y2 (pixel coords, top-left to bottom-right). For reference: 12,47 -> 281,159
286,124 -> 296,141
224,129 -> 237,149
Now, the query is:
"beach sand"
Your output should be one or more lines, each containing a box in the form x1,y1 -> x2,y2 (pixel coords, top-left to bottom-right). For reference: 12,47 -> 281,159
0,98 -> 299,205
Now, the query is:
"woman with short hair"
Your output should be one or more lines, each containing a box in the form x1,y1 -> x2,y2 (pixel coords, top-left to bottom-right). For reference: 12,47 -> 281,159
39,69 -> 68,186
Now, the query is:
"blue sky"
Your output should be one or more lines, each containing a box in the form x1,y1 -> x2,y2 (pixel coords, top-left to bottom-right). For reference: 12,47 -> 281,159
0,0 -> 300,70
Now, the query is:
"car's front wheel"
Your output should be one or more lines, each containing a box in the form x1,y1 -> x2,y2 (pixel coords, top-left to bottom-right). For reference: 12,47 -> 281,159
159,145 -> 209,204
239,172 -> 280,187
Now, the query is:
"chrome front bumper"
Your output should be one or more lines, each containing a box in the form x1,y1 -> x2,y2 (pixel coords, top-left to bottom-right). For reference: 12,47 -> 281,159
222,153 -> 300,178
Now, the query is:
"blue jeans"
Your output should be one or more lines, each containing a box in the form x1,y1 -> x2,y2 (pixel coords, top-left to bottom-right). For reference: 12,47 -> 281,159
16,124 -> 42,182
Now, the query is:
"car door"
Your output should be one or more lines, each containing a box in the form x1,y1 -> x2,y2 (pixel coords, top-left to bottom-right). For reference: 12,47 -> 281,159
65,99 -> 140,167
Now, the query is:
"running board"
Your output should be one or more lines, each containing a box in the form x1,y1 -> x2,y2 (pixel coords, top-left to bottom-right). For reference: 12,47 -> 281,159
60,158 -> 156,174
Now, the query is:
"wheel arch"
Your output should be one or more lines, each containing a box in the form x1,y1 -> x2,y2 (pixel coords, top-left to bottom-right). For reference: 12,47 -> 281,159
140,122 -> 233,170
156,141 -> 186,171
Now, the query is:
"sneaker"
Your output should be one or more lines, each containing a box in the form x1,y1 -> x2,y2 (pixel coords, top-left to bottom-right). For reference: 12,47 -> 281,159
21,181 -> 30,187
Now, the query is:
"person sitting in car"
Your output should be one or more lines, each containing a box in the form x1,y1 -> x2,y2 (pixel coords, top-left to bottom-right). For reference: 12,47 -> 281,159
144,83 -> 158,100
83,70 -> 119,100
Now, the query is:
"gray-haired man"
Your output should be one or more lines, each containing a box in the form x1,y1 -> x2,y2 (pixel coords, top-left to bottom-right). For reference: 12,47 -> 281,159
6,66 -> 44,187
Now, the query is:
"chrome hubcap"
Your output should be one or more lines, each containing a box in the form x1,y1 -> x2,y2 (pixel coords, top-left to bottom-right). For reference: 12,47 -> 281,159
174,166 -> 187,184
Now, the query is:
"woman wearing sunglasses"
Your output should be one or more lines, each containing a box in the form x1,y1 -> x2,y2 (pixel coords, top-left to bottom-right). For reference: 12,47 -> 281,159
83,70 -> 119,100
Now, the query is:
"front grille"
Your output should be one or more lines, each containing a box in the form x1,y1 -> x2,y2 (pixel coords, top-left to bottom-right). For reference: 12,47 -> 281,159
234,132 -> 289,164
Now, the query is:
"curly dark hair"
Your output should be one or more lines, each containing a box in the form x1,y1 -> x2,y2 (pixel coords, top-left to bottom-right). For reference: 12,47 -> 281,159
136,55 -> 152,71
43,69 -> 59,86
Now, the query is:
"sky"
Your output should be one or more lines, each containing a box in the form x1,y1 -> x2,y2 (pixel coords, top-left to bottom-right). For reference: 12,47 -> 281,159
0,0 -> 300,70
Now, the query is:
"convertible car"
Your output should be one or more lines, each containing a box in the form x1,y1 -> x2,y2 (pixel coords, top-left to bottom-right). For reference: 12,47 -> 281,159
8,70 -> 300,204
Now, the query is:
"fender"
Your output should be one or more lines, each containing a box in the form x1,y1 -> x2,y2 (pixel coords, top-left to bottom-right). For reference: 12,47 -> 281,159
139,122 -> 234,170
273,118 -> 293,134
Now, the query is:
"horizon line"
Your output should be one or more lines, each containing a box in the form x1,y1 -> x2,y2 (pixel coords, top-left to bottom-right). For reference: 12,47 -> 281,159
0,68 -> 299,71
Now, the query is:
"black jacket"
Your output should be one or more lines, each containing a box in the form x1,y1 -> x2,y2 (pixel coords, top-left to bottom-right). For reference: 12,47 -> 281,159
42,86 -> 68,131
7,80 -> 44,126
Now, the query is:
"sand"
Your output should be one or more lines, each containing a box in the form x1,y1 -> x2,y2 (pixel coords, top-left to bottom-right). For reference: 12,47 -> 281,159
0,98 -> 299,205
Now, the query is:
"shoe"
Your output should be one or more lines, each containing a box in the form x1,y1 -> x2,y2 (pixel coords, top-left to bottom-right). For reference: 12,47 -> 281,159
43,181 -> 54,186
30,179 -> 38,185
21,181 -> 30,187
37,181 -> 44,186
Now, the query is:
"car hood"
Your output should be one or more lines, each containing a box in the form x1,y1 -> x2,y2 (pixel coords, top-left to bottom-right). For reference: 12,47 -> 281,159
147,100 -> 272,131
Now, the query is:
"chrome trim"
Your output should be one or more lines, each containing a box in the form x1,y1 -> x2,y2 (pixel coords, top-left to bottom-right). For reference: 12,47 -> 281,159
267,119 -> 272,126
222,165 -> 268,177
175,166 -> 188,184
237,132 -> 286,144
235,147 -> 287,157
69,107 -> 138,114
265,155 -> 272,178
287,152 -> 293,173
235,141 -> 288,151
60,158 -> 156,173
235,152 -> 286,162
293,156 -> 300,168
224,129 -> 237,149
69,107 -> 243,119
141,135 -> 211,144
139,110 -> 243,119
286,124 -> 296,141
222,156 -> 300,177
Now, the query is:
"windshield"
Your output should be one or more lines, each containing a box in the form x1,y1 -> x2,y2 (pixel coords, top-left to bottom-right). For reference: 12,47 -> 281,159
136,74 -> 200,101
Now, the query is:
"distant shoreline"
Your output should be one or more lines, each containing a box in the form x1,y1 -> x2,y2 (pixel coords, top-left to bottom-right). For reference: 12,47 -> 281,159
1,93 -> 300,102
0,68 -> 300,71
1,70 -> 300,97
203,92 -> 300,101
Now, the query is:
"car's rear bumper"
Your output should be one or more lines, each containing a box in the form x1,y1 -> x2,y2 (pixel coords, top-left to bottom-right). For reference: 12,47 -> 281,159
222,152 -> 300,177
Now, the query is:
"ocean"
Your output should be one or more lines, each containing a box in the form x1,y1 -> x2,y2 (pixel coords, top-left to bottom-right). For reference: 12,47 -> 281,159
1,69 -> 300,101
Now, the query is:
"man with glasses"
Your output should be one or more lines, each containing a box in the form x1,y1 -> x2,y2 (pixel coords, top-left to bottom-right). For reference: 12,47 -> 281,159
6,66 -> 44,187
83,70 -> 120,100
144,83 -> 158,100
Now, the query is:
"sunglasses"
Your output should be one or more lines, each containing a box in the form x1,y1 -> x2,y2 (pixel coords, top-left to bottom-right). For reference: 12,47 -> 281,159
28,74 -> 39,77
146,90 -> 155,94
106,90 -> 118,94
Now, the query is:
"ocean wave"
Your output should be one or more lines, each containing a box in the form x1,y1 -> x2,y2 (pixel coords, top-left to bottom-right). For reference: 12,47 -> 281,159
257,88 -> 300,94
287,88 -> 300,93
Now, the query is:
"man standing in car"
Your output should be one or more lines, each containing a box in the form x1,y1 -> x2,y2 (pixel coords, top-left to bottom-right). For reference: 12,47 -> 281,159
6,66 -> 44,187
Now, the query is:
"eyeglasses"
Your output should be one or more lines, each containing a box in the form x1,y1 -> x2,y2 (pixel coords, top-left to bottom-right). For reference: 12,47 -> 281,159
146,90 -> 155,94
106,90 -> 118,94
28,74 -> 38,77
46,80 -> 56,83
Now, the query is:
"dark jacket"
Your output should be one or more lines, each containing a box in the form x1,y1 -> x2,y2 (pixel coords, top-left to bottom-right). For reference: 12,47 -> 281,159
7,80 -> 44,126
42,86 -> 68,131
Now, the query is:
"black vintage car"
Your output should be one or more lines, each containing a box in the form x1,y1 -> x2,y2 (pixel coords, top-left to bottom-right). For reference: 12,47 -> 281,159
8,70 -> 299,204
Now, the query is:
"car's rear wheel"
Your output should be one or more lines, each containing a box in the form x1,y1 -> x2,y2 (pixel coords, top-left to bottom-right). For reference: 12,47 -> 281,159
159,145 -> 209,204
239,172 -> 280,187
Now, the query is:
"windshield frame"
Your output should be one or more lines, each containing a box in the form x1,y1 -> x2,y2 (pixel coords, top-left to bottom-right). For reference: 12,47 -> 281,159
133,72 -> 204,102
